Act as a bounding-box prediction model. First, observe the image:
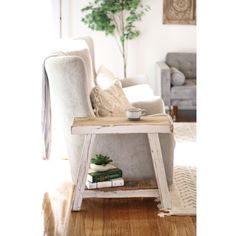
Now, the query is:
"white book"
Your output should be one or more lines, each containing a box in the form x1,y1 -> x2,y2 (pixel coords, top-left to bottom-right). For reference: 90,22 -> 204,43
97,181 -> 112,188
85,181 -> 97,189
86,178 -> 124,189
111,178 -> 124,187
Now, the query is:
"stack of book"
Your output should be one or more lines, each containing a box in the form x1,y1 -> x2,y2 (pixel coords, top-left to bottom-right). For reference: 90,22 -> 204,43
86,165 -> 124,189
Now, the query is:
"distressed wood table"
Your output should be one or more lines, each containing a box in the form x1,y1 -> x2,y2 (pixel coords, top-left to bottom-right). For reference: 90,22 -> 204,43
71,115 -> 173,211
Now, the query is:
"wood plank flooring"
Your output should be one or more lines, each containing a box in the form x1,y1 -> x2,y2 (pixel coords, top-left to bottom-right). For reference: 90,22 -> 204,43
175,110 -> 196,122
43,181 -> 196,236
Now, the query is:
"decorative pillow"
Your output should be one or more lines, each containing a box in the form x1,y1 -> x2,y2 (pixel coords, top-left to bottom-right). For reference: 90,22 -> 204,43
171,67 -> 185,86
96,65 -> 120,89
90,81 -> 134,117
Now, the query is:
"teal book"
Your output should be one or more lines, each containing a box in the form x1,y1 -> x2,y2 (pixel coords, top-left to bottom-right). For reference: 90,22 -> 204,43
87,168 -> 122,183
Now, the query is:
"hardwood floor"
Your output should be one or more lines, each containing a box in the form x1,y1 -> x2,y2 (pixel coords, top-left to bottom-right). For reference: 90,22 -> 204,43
167,107 -> 196,122
43,182 -> 196,236
176,110 -> 196,122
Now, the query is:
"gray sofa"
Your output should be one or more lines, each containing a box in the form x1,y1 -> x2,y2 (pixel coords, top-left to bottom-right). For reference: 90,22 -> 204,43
157,52 -> 196,110
43,37 -> 175,186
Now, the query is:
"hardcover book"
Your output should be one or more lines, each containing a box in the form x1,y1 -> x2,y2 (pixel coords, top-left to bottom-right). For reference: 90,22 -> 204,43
87,168 -> 122,183
86,178 -> 124,189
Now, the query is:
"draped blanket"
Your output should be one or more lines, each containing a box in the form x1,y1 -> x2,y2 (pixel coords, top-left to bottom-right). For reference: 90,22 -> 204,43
42,61 -> 52,160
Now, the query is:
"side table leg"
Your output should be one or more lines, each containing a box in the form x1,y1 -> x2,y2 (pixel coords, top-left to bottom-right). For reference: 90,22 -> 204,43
72,134 -> 96,211
148,133 -> 172,210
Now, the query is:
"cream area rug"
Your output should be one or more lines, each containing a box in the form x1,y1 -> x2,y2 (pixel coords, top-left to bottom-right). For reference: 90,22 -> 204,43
158,165 -> 196,217
158,122 -> 197,217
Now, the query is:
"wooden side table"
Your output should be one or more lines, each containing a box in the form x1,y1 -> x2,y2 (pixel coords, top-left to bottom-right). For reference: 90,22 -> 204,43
71,115 -> 173,211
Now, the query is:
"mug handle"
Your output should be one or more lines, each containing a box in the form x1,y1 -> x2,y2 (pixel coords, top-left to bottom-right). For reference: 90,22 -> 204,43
141,109 -> 147,116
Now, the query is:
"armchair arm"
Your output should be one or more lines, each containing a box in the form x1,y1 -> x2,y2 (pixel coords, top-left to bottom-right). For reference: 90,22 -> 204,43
123,84 -> 154,103
157,62 -> 171,106
131,97 -> 165,115
120,78 -> 144,87
117,75 -> 148,88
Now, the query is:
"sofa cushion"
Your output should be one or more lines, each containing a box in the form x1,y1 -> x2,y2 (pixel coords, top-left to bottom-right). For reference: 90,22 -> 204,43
90,81 -> 133,117
170,67 -> 185,86
172,99 -> 196,109
95,65 -> 119,89
166,53 -> 196,79
171,79 -> 196,100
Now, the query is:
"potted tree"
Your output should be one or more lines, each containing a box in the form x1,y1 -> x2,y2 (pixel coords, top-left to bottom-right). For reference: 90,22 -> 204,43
81,0 -> 150,78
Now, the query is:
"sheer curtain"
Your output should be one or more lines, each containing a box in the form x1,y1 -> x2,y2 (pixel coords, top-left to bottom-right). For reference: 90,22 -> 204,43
1,0 -> 61,161
0,1 -> 61,234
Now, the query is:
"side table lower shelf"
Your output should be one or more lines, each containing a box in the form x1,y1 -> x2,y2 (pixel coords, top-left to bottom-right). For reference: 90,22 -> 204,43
76,179 -> 160,201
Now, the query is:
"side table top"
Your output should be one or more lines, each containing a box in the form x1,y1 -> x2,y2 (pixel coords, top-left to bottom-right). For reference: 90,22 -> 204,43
71,115 -> 173,135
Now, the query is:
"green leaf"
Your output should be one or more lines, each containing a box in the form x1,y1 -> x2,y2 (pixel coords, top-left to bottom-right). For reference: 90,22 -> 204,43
81,0 -> 150,77
91,154 -> 113,165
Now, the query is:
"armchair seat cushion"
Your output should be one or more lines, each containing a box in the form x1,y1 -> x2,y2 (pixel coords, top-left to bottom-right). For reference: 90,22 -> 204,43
123,84 -> 154,103
171,79 -> 196,100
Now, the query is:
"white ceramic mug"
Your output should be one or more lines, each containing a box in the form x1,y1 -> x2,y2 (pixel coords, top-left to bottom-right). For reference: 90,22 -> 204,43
126,108 -> 146,120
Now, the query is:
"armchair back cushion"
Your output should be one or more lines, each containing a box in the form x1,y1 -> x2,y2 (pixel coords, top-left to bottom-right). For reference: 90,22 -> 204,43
96,65 -> 117,89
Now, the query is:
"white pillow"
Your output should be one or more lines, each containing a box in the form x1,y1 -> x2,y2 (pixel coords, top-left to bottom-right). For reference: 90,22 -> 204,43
96,65 -> 120,89
171,67 -> 185,86
90,81 -> 134,117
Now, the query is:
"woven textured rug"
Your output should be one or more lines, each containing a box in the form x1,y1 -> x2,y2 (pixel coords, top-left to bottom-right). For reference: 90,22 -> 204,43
158,165 -> 196,217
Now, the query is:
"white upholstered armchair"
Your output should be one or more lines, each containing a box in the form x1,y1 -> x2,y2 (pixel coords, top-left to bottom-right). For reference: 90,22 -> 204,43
42,37 -> 175,186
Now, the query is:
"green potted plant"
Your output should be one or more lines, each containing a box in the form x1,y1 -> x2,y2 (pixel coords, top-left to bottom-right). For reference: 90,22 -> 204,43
81,0 -> 150,78
90,154 -> 114,171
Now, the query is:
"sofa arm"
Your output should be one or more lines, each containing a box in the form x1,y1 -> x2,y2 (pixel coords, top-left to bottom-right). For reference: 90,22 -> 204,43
157,62 -> 171,106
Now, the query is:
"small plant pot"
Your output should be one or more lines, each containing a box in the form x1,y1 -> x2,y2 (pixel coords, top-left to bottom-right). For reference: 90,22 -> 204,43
90,163 -> 114,172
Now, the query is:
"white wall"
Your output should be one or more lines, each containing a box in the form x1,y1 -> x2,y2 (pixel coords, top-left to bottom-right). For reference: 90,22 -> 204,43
62,0 -> 196,95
